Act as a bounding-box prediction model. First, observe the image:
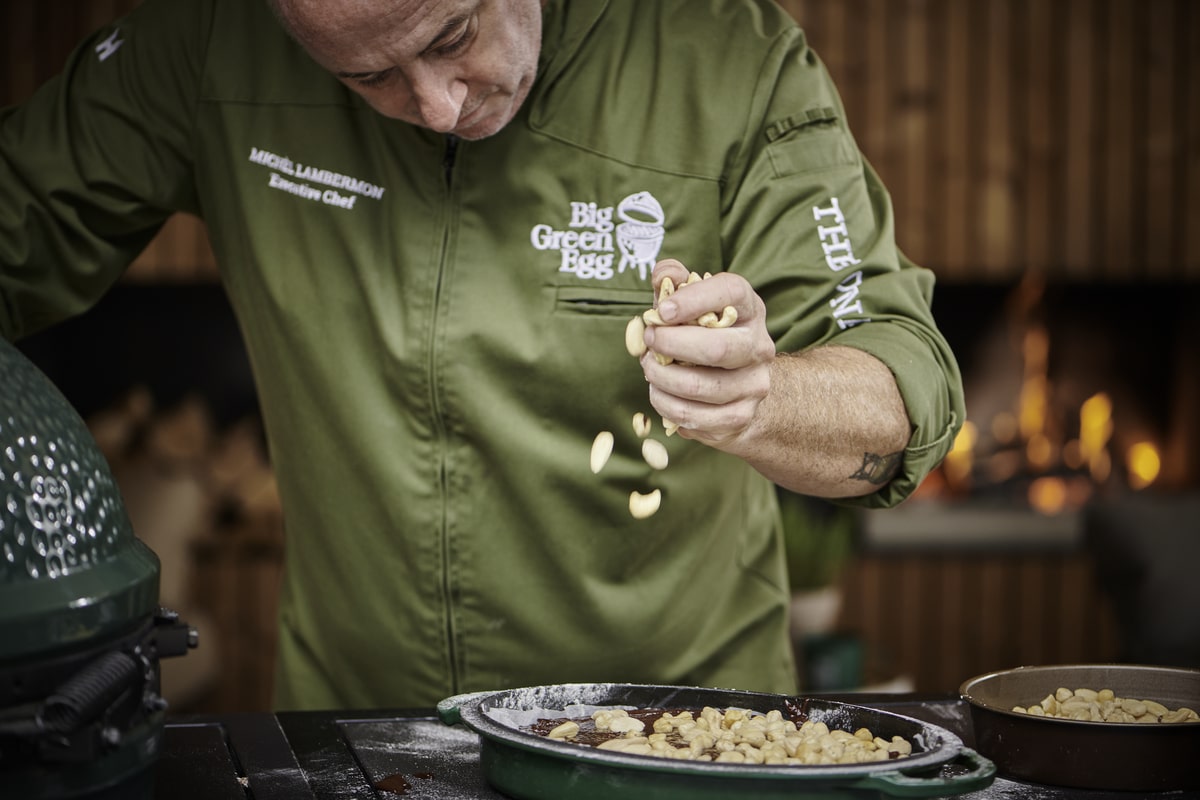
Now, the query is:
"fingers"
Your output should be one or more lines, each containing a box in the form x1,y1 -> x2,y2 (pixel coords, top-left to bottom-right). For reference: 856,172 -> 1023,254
645,379 -> 763,444
653,268 -> 747,327
641,354 -> 770,408
643,263 -> 769,369
639,259 -> 773,443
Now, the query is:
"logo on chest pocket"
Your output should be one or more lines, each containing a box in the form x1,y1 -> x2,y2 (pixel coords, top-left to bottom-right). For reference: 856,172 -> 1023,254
530,191 -> 665,282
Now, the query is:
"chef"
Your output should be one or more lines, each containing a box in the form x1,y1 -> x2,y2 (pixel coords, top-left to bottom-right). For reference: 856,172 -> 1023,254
0,0 -> 964,709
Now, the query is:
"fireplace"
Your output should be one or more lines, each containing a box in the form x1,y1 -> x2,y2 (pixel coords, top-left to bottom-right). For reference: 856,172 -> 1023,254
925,276 -> 1199,506
846,276 -> 1200,690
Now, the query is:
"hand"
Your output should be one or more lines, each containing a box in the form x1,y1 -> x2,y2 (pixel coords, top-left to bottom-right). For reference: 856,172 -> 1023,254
639,259 -> 776,449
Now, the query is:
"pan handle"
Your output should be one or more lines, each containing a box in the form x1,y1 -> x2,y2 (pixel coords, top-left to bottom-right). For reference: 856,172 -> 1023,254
852,748 -> 996,798
435,690 -> 494,727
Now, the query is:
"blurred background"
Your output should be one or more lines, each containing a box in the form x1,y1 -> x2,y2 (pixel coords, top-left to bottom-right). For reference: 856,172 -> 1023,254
3,0 -> 1198,712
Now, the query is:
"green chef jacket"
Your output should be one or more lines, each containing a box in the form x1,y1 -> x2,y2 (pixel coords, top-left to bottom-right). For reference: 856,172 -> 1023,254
0,0 -> 964,709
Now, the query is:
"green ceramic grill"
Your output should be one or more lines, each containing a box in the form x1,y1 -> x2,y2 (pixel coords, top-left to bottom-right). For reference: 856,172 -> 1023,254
0,335 -> 195,799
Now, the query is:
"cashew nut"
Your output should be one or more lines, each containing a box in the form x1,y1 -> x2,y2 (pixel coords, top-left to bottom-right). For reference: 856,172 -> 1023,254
535,704 -> 913,766
662,417 -> 680,437
629,488 -> 662,519
625,315 -> 647,357
1014,688 -> 1200,724
590,431 -> 614,474
642,439 -> 669,470
698,305 -> 738,329
548,720 -> 580,739
658,276 -> 676,303
642,308 -> 667,326
632,412 -> 652,438
609,715 -> 646,734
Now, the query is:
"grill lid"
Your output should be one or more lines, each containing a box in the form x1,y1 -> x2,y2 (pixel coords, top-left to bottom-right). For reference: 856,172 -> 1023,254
0,336 -> 160,660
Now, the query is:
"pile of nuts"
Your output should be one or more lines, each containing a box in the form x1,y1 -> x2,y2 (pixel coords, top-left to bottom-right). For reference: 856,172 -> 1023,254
1012,687 -> 1200,724
545,707 -> 914,765
590,272 -> 737,519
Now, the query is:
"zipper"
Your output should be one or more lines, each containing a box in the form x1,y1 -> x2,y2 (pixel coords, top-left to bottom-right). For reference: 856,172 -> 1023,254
442,134 -> 460,186
434,132 -> 460,692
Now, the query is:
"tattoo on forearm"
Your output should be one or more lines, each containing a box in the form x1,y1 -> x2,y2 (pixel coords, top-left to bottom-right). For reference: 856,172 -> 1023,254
850,451 -> 902,485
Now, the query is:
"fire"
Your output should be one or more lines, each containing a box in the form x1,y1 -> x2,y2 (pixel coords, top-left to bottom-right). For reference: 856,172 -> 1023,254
925,288 -> 1163,509
1018,327 -> 1049,443
1028,476 -> 1068,515
1126,442 -> 1161,490
943,420 -> 976,485
1078,393 -> 1113,482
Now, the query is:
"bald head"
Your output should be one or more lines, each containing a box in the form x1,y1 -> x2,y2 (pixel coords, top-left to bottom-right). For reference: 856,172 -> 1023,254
266,0 -> 544,139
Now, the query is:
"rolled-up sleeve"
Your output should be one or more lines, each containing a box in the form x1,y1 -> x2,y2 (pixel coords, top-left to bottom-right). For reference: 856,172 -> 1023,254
721,25 -> 965,508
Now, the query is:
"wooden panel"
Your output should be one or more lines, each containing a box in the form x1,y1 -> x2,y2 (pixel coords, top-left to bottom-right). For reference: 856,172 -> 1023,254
127,213 -> 219,282
1062,0 -> 1097,279
4,0 -> 1199,283
836,553 -> 1120,693
5,0 -> 1199,283
775,0 -> 1200,282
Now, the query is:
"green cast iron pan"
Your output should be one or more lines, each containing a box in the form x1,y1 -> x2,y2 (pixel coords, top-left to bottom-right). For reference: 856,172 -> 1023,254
438,683 -> 995,800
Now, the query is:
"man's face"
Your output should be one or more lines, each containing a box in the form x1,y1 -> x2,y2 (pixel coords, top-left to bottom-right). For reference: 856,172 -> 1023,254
276,0 -> 543,140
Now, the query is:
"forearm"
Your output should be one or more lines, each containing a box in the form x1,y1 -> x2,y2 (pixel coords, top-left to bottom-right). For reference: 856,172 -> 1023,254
726,345 -> 912,498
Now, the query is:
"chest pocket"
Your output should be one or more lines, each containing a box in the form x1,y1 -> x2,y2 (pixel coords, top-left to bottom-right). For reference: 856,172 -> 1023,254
554,285 -> 651,317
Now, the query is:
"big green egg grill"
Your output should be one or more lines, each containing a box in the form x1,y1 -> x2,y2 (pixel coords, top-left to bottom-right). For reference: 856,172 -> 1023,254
0,335 -> 195,799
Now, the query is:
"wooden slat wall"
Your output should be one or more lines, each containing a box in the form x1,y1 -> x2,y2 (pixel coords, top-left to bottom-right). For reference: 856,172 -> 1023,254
4,1 -> 1167,709
3,1 -> 1198,283
837,553 -> 1120,692
780,0 -> 1200,282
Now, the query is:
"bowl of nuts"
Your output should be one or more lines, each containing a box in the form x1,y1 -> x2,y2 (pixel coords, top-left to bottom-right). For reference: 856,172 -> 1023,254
960,663 -> 1200,791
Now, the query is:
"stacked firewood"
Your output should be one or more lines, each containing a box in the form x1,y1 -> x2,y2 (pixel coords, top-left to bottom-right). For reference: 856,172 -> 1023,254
88,389 -> 283,713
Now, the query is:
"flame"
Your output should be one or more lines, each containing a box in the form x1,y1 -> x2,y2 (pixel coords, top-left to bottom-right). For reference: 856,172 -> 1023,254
930,278 -> 1170,508
1126,442 -> 1160,490
1018,327 -> 1049,435
1028,476 -> 1068,515
943,420 -> 977,488
1079,393 -> 1113,481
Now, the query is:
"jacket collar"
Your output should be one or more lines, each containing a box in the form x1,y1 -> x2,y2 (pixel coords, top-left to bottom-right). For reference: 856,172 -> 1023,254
537,0 -> 609,87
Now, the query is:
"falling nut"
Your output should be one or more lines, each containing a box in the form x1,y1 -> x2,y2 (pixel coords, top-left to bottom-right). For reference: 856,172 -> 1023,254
590,431 -> 614,474
625,316 -> 647,357
632,412 -> 652,438
642,439 -> 669,470
662,417 -> 680,437
629,489 -> 662,519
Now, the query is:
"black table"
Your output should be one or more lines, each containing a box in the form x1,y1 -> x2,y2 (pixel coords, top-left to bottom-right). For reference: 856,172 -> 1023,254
155,693 -> 1199,799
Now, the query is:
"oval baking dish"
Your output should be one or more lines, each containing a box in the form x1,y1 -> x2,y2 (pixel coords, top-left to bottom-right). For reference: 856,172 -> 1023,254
439,683 -> 995,800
